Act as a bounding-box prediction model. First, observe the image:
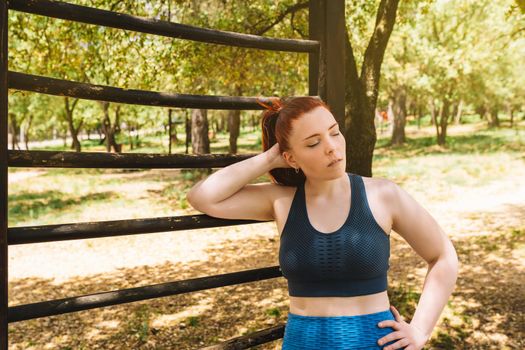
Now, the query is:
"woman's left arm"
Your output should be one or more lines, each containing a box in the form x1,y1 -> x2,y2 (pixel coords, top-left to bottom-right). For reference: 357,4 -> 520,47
377,179 -> 460,349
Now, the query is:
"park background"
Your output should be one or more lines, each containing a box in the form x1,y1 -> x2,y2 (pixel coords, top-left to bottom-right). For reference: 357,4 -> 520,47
6,0 -> 525,349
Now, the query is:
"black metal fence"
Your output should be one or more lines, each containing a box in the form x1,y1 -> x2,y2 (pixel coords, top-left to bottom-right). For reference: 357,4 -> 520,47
0,0 -> 345,348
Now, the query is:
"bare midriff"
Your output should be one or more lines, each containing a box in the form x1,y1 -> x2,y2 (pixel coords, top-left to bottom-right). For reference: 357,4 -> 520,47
289,290 -> 390,316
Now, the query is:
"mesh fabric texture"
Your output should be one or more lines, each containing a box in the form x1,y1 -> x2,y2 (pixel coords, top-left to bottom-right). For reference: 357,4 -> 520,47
278,172 -> 391,297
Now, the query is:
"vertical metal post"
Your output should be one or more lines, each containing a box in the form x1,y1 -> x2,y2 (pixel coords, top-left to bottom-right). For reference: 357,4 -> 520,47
325,0 -> 346,131
309,0 -> 346,133
0,0 -> 8,349
308,0 -> 321,97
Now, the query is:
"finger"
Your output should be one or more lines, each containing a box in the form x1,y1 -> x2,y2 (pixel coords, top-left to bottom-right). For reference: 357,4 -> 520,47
377,320 -> 401,331
377,320 -> 398,329
377,330 -> 402,347
390,305 -> 400,318
382,337 -> 411,350
390,305 -> 405,322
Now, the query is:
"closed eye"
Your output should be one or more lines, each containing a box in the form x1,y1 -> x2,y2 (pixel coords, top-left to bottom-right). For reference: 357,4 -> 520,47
307,133 -> 340,147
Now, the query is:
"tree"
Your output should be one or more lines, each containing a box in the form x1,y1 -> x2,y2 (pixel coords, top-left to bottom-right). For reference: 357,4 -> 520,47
344,0 -> 401,176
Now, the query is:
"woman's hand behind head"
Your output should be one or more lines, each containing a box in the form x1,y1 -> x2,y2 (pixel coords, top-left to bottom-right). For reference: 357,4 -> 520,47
265,142 -> 292,170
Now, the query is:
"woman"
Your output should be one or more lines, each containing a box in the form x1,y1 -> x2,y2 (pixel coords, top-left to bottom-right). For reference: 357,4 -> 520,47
186,96 -> 459,350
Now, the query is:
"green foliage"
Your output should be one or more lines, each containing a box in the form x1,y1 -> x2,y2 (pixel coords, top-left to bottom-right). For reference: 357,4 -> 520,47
381,0 -> 525,115
8,0 -> 313,148
9,190 -> 115,223
126,304 -> 153,344
265,307 -> 281,317
7,0 -> 524,149
186,315 -> 200,327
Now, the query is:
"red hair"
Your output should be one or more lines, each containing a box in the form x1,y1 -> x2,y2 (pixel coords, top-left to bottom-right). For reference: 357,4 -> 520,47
259,96 -> 331,187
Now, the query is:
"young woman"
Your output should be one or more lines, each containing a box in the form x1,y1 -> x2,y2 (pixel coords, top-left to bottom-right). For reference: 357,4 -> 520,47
186,96 -> 459,350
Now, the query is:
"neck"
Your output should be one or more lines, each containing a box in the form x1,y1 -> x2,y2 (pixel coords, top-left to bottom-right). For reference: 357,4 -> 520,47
304,172 -> 348,197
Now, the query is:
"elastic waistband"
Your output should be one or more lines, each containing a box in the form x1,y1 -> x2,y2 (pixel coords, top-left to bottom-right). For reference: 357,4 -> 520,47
287,308 -> 392,320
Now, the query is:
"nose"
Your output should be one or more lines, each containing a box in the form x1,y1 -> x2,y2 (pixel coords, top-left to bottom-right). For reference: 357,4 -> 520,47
325,136 -> 338,154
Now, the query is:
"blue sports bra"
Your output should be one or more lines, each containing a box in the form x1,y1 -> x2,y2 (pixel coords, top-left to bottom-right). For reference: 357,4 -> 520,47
278,172 -> 390,297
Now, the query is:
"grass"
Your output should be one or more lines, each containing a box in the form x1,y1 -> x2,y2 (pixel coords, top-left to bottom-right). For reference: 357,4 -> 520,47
6,114 -> 525,349
372,117 -> 524,195
8,116 -> 524,227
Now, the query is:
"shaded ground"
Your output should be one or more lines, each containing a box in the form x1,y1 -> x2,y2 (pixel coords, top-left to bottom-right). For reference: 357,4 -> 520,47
6,122 -> 525,350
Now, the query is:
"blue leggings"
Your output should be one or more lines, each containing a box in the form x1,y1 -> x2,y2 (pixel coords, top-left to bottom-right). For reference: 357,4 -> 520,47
282,308 -> 405,349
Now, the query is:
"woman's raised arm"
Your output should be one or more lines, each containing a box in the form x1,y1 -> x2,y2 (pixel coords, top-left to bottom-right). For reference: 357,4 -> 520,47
186,143 -> 288,221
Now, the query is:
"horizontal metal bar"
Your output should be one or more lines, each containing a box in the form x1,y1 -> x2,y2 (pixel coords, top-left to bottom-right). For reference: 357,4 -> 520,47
8,149 -> 259,168
9,72 -> 318,110
9,0 -> 319,53
199,324 -> 285,349
8,266 -> 282,322
8,214 -> 272,245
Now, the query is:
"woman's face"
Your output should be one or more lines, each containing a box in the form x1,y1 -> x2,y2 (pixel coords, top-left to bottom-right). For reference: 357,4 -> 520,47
283,106 -> 346,179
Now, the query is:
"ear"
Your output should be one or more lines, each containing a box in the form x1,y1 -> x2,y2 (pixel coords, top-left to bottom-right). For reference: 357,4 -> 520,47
282,150 -> 298,169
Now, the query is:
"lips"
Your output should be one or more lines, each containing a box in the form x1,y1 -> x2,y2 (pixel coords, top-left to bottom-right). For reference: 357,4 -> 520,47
328,158 -> 342,167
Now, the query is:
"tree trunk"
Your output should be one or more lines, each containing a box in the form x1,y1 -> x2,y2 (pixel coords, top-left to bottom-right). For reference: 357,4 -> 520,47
433,100 -> 441,142
102,102 -> 111,152
64,97 -> 82,152
407,97 -> 415,119
214,118 -> 219,135
450,102 -> 458,124
168,109 -> 173,154
100,101 -> 122,153
437,98 -> 450,145
19,122 -> 24,149
417,105 -> 423,129
488,107 -> 500,128
391,86 -> 407,146
114,105 -> 122,152
454,100 -> 463,125
62,129 -> 67,147
475,105 -> 487,121
228,109 -> 241,154
343,0 -> 401,177
185,110 -> 191,154
218,113 -> 226,132
191,108 -> 210,155
9,113 -> 19,150
387,99 -> 394,136
128,123 -> 135,151
430,99 -> 437,126
125,121 -> 140,151
97,124 -> 104,143
134,123 -> 141,148
172,117 -> 179,142
228,85 -> 242,154
24,114 -> 33,150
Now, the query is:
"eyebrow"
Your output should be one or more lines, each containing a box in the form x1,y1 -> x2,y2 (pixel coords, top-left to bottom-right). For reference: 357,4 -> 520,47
302,123 -> 339,141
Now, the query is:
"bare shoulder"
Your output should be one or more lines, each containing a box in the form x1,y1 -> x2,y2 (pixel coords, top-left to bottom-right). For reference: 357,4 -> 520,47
358,174 -> 396,236
360,175 -> 404,214
359,174 -> 394,199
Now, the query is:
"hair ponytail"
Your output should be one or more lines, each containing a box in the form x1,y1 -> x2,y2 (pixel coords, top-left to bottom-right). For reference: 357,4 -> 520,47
259,96 -> 330,187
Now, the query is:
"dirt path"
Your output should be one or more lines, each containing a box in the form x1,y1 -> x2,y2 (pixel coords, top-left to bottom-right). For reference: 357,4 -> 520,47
6,160 -> 524,349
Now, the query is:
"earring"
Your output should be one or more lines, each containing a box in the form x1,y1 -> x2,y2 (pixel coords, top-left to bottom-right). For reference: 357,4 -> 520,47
295,167 -> 300,174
